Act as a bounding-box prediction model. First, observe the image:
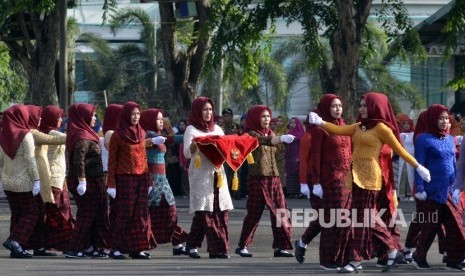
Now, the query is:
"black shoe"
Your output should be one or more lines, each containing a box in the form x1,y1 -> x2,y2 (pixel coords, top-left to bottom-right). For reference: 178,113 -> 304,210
442,255 -> 448,264
294,240 -> 306,263
173,247 -> 188,256
338,263 -> 359,273
412,258 -> 431,270
109,251 -> 126,260
382,251 -> 403,272
129,252 -> 150,259
274,249 -> 294,257
65,251 -> 89,259
209,253 -> 230,259
402,250 -> 412,263
34,249 -> 57,257
188,251 -> 201,259
2,239 -> 13,251
91,250 -> 109,259
10,250 -> 33,259
376,258 -> 387,268
234,247 -> 253,257
446,262 -> 465,271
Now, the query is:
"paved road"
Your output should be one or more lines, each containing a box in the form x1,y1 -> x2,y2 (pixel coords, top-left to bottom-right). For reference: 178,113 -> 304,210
0,197 -> 461,275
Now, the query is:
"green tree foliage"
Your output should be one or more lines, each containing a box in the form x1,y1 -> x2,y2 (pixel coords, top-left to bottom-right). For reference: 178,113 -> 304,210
444,0 -> 465,90
0,42 -> 27,103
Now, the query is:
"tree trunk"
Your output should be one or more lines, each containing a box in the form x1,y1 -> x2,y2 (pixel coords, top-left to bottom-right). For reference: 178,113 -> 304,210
328,0 -> 372,122
158,0 -> 212,117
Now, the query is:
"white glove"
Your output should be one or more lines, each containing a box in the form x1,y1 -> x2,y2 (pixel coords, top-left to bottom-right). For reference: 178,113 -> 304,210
107,187 -> 116,199
312,183 -> 323,199
300,184 -> 310,199
280,134 -> 295,144
32,180 -> 40,196
456,135 -> 463,146
152,136 -> 167,145
416,164 -> 431,183
148,186 -> 153,195
452,189 -> 461,205
414,191 -> 427,201
77,180 -> 87,196
308,112 -> 323,125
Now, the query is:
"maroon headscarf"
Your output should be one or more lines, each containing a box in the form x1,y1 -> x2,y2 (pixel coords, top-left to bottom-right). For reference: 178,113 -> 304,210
425,104 -> 449,138
27,105 -> 42,129
358,92 -> 401,143
140,108 -> 163,134
188,97 -> 215,132
316,93 -> 345,125
245,105 -> 274,137
39,105 -> 64,134
288,117 -> 305,140
413,110 -> 428,141
65,103 -> 99,153
115,101 -> 145,144
0,105 -> 30,159
396,113 -> 414,133
102,104 -> 123,135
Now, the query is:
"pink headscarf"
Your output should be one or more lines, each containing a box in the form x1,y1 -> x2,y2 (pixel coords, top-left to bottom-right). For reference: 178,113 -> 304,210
288,117 -> 305,140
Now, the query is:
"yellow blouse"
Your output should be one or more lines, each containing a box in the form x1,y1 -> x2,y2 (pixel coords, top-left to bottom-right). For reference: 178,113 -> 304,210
323,122 -> 418,191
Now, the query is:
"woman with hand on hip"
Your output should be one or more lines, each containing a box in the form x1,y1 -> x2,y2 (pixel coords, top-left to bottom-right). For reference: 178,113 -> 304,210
183,97 -> 233,259
308,92 -> 431,273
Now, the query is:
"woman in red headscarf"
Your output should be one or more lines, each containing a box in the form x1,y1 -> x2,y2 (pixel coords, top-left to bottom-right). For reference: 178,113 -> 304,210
183,97 -> 233,259
308,92 -> 431,272
411,104 -> 465,270
26,105 -> 68,256
0,105 -> 41,258
100,104 -> 123,184
235,105 -> 295,258
294,94 -> 352,269
37,105 -> 75,254
284,117 -> 305,197
64,103 -> 111,259
140,108 -> 188,256
106,101 -> 156,259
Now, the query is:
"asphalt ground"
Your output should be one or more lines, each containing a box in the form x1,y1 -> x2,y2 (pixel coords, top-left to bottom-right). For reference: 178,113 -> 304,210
0,196 -> 461,275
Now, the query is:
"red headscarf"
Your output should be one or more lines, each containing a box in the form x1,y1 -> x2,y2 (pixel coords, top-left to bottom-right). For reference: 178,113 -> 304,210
102,104 -> 123,135
288,117 -> 305,140
115,101 -> 145,144
0,105 -> 30,159
39,105 -> 64,134
316,93 -> 345,125
188,97 -> 216,132
245,105 -> 274,136
140,108 -> 162,133
358,92 -> 401,143
27,105 -> 42,129
425,104 -> 449,138
395,113 -> 414,133
413,110 -> 428,141
65,103 -> 99,153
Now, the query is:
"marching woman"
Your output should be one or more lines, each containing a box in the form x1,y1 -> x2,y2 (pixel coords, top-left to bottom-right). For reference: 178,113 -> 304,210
106,101 -> 157,259
183,97 -> 233,259
65,103 -> 111,258
0,105 -> 40,258
396,113 -> 415,200
27,105 -> 69,256
295,94 -> 352,269
140,108 -> 188,256
308,92 -> 431,272
235,105 -> 295,258
100,104 -> 123,184
411,104 -> 465,271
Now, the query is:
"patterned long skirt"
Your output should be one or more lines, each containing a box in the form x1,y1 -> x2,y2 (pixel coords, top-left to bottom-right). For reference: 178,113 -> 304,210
45,186 -> 75,251
110,174 -> 156,254
150,196 -> 187,245
67,177 -> 111,252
